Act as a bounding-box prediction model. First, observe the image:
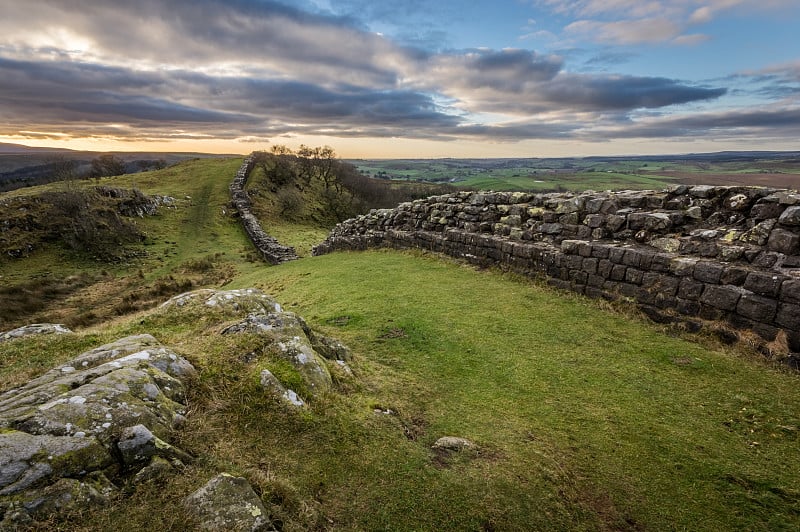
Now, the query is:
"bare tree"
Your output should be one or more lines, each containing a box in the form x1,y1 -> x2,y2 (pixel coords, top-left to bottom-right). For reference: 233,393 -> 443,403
89,154 -> 126,179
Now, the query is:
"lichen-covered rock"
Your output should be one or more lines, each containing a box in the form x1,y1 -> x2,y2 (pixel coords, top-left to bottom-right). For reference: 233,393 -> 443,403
311,335 -> 352,362
0,431 -> 113,496
260,369 -> 304,408
160,288 -> 281,316
0,335 -> 195,443
171,288 -> 347,396
117,424 -> 192,466
0,335 -> 196,524
0,323 -> 72,343
273,336 -> 332,393
432,436 -> 477,452
132,456 -> 177,485
12,473 -> 116,520
185,473 -> 271,531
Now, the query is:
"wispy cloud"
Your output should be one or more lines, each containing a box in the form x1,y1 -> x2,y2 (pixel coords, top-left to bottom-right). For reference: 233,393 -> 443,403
537,0 -> 794,45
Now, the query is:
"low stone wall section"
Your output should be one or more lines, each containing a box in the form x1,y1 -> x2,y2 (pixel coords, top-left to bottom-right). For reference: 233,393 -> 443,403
313,186 -> 800,359
230,155 -> 298,264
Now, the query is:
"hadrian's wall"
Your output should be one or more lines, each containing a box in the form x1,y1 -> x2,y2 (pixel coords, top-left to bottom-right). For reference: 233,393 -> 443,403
230,156 -> 298,264
313,186 -> 800,361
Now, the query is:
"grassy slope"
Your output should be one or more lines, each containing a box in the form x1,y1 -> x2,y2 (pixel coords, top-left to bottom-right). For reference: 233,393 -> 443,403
1,160 -> 799,530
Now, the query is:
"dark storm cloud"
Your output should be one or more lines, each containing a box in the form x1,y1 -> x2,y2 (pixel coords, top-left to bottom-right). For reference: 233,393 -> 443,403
467,49 -> 563,85
0,57 -> 251,125
584,51 -> 637,67
593,107 -> 800,139
542,75 -> 727,110
0,55 -> 460,141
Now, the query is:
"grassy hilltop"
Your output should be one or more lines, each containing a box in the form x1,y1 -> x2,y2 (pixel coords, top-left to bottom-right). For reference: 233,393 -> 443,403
1,157 -> 799,530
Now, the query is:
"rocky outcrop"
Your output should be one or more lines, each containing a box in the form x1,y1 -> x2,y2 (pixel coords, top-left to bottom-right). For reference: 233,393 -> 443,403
95,186 -> 175,217
0,323 -> 72,343
230,156 -> 298,264
0,334 -> 195,526
0,289 -> 352,526
314,186 -> 800,361
162,288 -> 352,401
185,473 -> 271,531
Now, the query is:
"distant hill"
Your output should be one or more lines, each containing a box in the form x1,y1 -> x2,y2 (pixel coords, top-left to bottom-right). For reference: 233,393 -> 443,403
0,142 -> 74,154
0,146 -> 242,192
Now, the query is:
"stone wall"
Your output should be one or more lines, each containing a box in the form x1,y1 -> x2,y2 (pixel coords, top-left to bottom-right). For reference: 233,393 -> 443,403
314,186 -> 800,360
230,156 -> 298,264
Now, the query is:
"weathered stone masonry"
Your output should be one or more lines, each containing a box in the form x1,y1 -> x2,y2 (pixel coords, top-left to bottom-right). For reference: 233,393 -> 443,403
314,186 -> 800,359
230,156 -> 298,264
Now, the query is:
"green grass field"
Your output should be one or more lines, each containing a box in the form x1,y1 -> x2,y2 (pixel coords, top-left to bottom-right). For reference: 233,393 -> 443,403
353,156 -> 800,191
1,159 -> 799,530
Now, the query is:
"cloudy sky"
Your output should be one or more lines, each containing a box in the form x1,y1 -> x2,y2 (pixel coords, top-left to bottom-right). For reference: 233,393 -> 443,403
1,0 -> 798,157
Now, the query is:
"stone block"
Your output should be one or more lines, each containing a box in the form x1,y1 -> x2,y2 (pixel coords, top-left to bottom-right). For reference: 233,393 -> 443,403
752,322 -> 780,342
737,294 -> 778,322
700,285 -> 744,311
619,283 -> 637,297
627,212 -> 646,231
584,197 -> 605,214
781,279 -> 800,304
625,268 -> 644,285
606,215 -> 626,232
540,223 -> 563,235
743,271 -> 786,298
598,259 -> 613,278
609,247 -> 627,263
752,252 -> 781,269
566,255 -> 584,270
622,249 -> 642,267
590,245 -> 610,259
569,270 -> 588,285
670,258 -> 697,277
767,228 -> 800,255
751,202 -> 784,221
693,261 -> 723,284
584,214 -> 605,228
776,303 -> 800,330
678,279 -> 705,300
778,205 -> 800,226
560,239 -> 581,254
649,254 -> 673,272
720,266 -> 749,286
582,258 -> 599,275
610,264 -> 627,281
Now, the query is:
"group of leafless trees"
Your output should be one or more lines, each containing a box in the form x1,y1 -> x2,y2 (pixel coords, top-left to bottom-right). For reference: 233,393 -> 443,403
252,145 -> 454,222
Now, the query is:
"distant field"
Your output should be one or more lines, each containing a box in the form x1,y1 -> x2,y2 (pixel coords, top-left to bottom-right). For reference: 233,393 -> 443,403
350,153 -> 800,191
